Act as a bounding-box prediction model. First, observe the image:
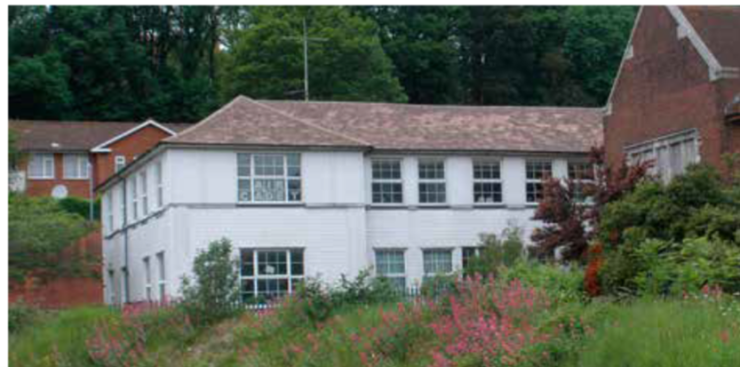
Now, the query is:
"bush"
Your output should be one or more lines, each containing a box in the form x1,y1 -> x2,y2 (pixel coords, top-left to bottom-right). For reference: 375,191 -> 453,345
58,196 -> 101,222
179,238 -> 240,326
576,298 -> 740,367
9,301 -> 43,334
331,268 -> 398,306
500,261 -> 586,303
465,228 -> 525,276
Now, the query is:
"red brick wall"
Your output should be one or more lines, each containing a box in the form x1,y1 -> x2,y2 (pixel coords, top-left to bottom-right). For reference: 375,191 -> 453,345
93,125 -> 172,187
23,153 -> 92,198
604,7 -> 729,171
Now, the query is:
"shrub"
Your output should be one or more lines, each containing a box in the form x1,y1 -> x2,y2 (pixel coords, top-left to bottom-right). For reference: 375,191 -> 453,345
465,228 -> 525,276
179,238 -> 240,326
9,301 -> 43,334
331,268 -> 398,306
58,196 -> 101,222
500,260 -> 586,304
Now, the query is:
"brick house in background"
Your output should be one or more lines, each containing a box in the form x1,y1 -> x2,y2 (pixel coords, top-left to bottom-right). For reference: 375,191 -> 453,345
604,6 -> 740,181
9,119 -> 189,308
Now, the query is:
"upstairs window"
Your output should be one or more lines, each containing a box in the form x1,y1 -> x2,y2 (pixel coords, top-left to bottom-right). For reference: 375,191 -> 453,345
63,154 -> 89,179
115,155 -> 127,173
371,159 -> 403,204
28,153 -> 55,179
104,192 -> 114,234
119,187 -> 126,226
237,153 -> 301,203
418,160 -> 446,204
155,161 -> 163,208
526,160 -> 552,203
140,171 -> 149,216
473,160 -> 503,204
131,177 -> 138,221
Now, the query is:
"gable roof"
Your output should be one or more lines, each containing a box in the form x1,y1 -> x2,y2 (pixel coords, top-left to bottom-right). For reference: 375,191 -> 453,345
90,119 -> 178,152
9,119 -> 191,152
165,96 -> 602,153
681,6 -> 740,68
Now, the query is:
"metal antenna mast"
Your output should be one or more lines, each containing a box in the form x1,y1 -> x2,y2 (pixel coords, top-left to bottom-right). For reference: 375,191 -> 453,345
283,18 -> 326,101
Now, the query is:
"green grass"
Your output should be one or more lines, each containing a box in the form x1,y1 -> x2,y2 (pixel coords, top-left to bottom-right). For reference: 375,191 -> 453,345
576,298 -> 740,367
9,306 -> 119,367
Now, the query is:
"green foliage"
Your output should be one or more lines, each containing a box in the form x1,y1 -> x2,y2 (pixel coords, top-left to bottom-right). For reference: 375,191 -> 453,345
179,238 -> 241,326
9,194 -> 93,281
501,261 -> 586,303
220,6 -> 407,103
576,298 -> 740,367
465,228 -> 524,276
332,268 -> 398,306
58,196 -> 101,221
9,301 -> 44,334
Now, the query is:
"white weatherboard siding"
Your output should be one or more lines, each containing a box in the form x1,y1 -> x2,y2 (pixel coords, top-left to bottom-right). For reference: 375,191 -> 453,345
102,147 -> 577,304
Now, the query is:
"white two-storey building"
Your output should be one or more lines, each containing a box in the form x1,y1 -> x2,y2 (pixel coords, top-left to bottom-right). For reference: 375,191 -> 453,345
98,96 -> 601,304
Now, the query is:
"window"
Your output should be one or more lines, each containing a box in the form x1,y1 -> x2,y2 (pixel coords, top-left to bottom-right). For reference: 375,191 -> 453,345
473,160 -> 503,204
140,172 -> 148,216
28,153 -> 54,179
462,247 -> 480,271
627,130 -> 699,183
237,153 -> 301,203
108,269 -> 117,304
104,193 -> 114,234
115,156 -> 127,173
568,161 -> 595,201
526,160 -> 552,203
156,252 -> 166,301
155,161 -> 163,208
371,159 -> 403,204
143,256 -> 152,302
119,187 -> 126,227
423,249 -> 453,276
418,160 -> 446,204
63,154 -> 89,179
131,177 -> 138,220
239,249 -> 304,302
375,249 -> 406,291
120,267 -> 128,304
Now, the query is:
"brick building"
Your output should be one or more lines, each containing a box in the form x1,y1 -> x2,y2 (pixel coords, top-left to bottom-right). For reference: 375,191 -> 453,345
9,119 -> 189,307
604,6 -> 740,181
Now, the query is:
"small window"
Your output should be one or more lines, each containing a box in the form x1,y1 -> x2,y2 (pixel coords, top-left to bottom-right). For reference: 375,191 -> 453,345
119,187 -> 126,227
156,252 -> 166,301
120,267 -> 128,304
143,256 -> 152,302
131,177 -> 138,220
140,172 -> 148,216
418,160 -> 446,204
104,192 -> 114,235
371,160 -> 403,204
423,249 -> 453,276
568,161 -> 595,202
239,248 -> 305,302
63,154 -> 89,179
155,161 -> 163,208
375,249 -> 406,291
473,160 -> 503,204
108,269 -> 117,304
115,155 -> 127,173
526,160 -> 552,203
462,247 -> 479,271
28,153 -> 55,179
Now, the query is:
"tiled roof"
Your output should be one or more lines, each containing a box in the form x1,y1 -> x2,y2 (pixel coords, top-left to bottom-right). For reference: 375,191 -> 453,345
9,120 -> 191,151
682,6 -> 740,68
168,96 -> 602,153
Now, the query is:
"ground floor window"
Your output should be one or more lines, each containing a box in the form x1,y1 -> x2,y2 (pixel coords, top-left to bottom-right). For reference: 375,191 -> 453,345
375,249 -> 406,291
156,252 -> 166,302
240,248 -> 304,302
462,247 -> 480,274
423,249 -> 453,277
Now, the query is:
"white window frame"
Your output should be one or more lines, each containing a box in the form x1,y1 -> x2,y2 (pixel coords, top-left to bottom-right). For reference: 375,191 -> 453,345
418,159 -> 447,205
156,251 -> 166,302
140,171 -> 149,216
239,248 -> 305,302
143,256 -> 152,302
374,249 -> 406,291
28,153 -> 55,179
371,159 -> 404,205
63,153 -> 89,180
120,267 -> 128,304
104,192 -> 114,235
626,129 -> 700,183
473,159 -> 504,205
107,269 -> 117,305
462,247 -> 480,271
525,160 -> 553,204
568,160 -> 596,202
119,186 -> 126,227
131,177 -> 138,221
422,249 -> 453,277
114,155 -> 127,173
237,153 -> 302,204
155,161 -> 163,209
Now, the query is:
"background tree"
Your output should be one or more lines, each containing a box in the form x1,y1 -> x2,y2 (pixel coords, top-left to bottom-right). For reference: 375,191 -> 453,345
218,6 -> 407,103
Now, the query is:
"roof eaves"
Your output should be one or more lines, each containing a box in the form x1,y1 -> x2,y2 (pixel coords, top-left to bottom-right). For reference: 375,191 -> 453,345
90,119 -> 176,153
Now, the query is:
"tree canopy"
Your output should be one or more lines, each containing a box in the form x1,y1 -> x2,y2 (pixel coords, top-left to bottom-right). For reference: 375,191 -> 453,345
9,5 -> 637,122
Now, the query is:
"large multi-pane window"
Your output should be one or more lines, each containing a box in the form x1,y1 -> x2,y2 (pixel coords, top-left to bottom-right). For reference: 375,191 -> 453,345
526,160 -> 552,203
375,249 -> 406,291
156,252 -> 166,301
143,256 -> 152,302
28,153 -> 54,179
418,160 -> 446,204
473,160 -> 503,204
240,249 -> 304,302
627,129 -> 699,183
423,249 -> 453,276
155,161 -> 163,209
237,153 -> 301,203
372,159 -> 403,204
140,171 -> 149,216
63,154 -> 89,179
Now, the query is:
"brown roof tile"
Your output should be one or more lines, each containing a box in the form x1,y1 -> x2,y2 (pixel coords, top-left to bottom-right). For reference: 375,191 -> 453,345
9,120 -> 191,151
682,6 -> 740,68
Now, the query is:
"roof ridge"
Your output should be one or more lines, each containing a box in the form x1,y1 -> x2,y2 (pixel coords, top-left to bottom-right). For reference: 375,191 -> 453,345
245,97 -> 372,146
163,95 -> 246,143
260,99 -> 600,111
